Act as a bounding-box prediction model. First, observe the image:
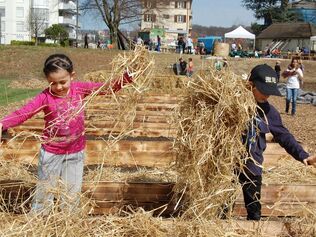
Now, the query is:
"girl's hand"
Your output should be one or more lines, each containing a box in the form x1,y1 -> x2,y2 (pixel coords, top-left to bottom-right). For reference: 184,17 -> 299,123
304,155 -> 316,168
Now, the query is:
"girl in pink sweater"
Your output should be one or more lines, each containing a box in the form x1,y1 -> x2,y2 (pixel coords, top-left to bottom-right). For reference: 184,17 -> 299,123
0,54 -> 132,214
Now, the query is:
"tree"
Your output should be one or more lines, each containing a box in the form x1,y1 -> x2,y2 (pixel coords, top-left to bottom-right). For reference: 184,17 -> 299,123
28,8 -> 48,46
242,0 -> 298,26
81,0 -> 169,49
45,24 -> 69,45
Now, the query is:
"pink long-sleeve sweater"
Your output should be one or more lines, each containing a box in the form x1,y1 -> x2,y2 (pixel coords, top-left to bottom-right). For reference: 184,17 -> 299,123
1,74 -> 132,154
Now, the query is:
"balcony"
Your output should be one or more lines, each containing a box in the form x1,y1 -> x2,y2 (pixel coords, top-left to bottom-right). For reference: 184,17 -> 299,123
59,16 -> 76,26
59,1 -> 76,11
59,1 -> 76,14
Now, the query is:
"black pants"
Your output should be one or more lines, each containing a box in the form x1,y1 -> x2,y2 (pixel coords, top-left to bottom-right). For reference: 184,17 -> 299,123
238,172 -> 262,220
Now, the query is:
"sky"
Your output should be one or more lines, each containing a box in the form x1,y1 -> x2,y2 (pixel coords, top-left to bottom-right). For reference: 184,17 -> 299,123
80,0 -> 259,30
192,0 -> 259,27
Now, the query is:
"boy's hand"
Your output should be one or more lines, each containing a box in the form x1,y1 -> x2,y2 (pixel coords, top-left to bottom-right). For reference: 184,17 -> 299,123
303,155 -> 316,168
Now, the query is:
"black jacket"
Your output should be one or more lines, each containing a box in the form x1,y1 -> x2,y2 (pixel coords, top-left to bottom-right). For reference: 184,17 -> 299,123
243,101 -> 309,175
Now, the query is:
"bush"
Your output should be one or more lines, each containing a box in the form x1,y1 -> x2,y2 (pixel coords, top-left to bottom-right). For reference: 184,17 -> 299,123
38,42 -> 59,47
10,40 -> 60,47
10,40 -> 35,46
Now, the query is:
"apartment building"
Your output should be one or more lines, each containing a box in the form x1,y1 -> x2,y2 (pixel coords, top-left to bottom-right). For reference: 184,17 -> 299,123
0,0 -> 77,45
141,0 -> 193,43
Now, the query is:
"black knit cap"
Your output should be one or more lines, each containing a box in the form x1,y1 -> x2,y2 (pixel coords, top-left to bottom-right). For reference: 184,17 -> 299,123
249,64 -> 281,96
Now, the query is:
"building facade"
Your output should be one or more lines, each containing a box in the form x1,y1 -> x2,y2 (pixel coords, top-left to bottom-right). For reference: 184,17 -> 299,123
289,0 -> 316,25
0,0 -> 77,45
140,0 -> 193,43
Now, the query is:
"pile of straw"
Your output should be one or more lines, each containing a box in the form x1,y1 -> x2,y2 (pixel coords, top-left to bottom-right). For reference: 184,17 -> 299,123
264,155 -> 316,184
0,160 -> 35,183
0,206 -> 297,237
173,69 -> 257,219
83,166 -> 177,183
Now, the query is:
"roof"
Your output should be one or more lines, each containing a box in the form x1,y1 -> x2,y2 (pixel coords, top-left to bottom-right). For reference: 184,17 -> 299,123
257,22 -> 316,39
224,26 -> 255,39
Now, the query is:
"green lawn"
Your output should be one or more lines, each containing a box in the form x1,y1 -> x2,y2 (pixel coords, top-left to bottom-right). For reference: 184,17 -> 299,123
0,80 -> 41,106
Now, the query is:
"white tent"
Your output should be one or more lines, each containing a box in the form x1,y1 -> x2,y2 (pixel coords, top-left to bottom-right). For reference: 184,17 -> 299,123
225,26 -> 256,49
224,26 -> 255,39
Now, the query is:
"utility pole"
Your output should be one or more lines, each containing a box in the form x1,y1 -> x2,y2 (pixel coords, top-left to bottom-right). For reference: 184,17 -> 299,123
76,0 -> 79,47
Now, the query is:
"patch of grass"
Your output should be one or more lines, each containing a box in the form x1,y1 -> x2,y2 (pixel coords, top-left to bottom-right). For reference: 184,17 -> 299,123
0,80 -> 41,106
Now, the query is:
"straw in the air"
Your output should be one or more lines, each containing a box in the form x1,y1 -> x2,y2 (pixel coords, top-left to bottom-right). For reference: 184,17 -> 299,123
173,68 -> 257,219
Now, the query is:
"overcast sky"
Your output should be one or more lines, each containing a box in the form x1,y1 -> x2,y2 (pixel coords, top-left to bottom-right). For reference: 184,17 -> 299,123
80,0 -> 259,30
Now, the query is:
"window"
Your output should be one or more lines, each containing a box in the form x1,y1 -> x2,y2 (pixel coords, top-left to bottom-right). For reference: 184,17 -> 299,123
144,0 -> 156,8
16,7 -> 24,18
32,0 -> 48,6
175,1 -> 186,9
16,21 -> 25,32
163,14 -> 169,19
32,8 -> 49,21
174,15 -> 186,23
144,14 -> 156,22
0,7 -> 5,17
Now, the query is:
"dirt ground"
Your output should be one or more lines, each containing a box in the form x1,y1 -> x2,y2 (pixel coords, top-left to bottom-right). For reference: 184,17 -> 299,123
0,46 -> 315,153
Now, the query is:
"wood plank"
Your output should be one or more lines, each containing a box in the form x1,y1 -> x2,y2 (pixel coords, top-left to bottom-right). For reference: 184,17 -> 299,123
1,149 -> 175,167
233,203 -> 316,217
1,181 -> 316,218
10,127 -> 177,138
3,140 -> 174,152
236,184 -> 316,203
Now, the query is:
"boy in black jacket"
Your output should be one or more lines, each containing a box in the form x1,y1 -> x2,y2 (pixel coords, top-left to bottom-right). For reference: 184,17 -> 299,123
240,64 -> 316,220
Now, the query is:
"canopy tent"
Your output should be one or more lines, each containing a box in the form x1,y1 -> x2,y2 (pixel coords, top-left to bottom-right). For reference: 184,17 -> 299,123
225,26 -> 255,39
224,26 -> 256,49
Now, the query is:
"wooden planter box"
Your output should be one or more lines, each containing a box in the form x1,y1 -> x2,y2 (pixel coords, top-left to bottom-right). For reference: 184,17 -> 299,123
1,180 -> 316,218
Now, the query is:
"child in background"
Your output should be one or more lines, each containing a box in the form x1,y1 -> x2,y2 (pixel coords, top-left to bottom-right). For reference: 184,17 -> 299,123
274,61 -> 281,83
0,54 -> 133,214
239,64 -> 316,220
187,58 -> 194,77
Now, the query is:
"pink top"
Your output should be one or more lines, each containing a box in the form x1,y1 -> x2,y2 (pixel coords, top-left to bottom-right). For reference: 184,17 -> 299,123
1,74 -> 132,154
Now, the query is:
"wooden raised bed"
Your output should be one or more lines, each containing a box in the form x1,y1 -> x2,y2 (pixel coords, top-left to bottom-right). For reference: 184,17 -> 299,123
1,180 -> 315,218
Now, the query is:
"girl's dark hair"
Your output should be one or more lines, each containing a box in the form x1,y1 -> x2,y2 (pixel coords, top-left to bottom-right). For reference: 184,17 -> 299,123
43,54 -> 73,76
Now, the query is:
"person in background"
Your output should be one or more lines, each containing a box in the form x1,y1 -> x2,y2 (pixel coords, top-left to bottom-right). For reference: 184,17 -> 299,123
282,57 -> 303,116
187,58 -> 194,77
137,37 -> 143,45
298,58 -> 305,72
231,42 -> 237,52
239,64 -> 316,221
156,35 -> 161,52
274,61 -> 281,83
177,37 -> 184,54
179,57 -> 187,75
84,33 -> 89,48
186,36 -> 193,54
0,54 -> 133,215
199,41 -> 205,55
